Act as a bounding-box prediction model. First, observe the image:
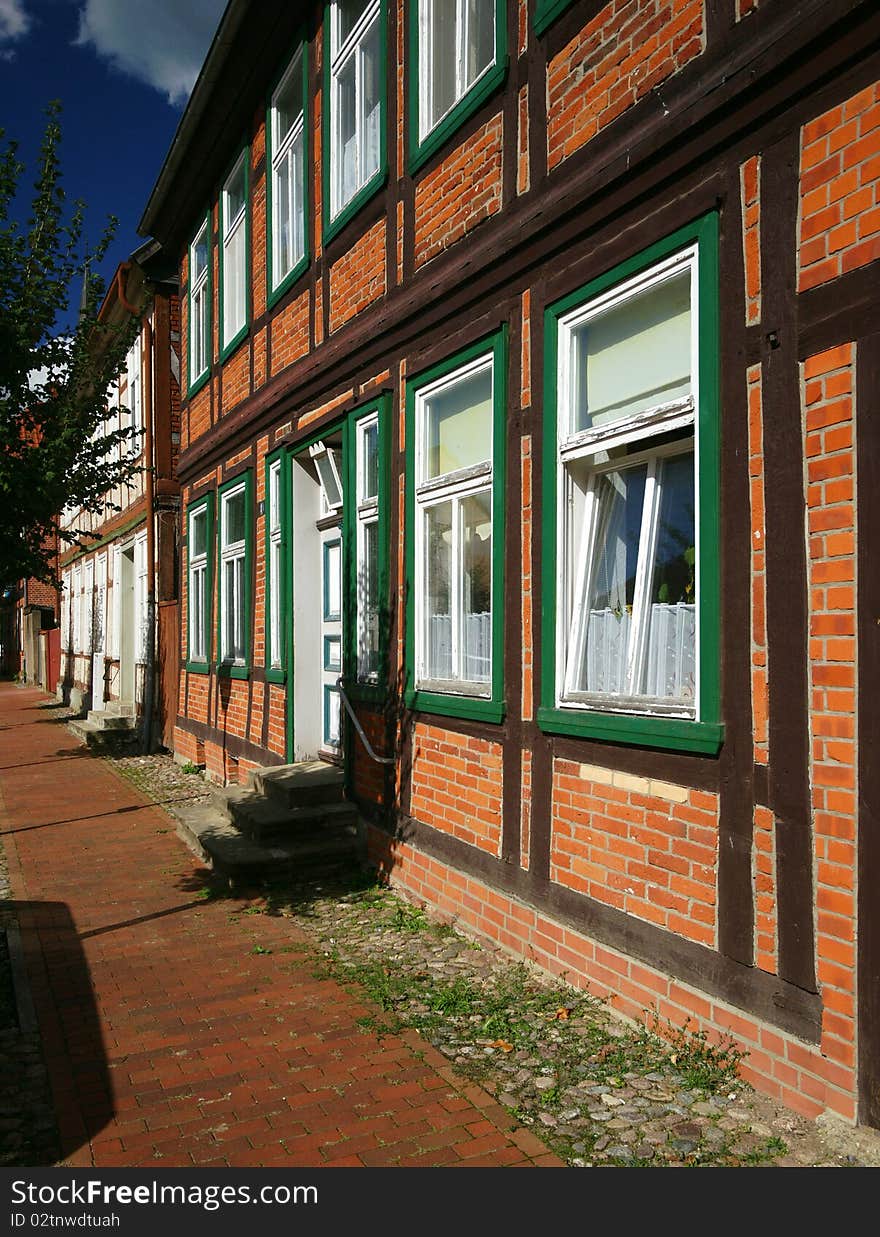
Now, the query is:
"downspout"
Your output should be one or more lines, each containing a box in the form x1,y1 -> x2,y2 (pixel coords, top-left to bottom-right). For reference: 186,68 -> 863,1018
115,265 -> 156,753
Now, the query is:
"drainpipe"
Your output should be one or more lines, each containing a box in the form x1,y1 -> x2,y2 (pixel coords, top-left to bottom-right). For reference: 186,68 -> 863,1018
115,264 -> 156,753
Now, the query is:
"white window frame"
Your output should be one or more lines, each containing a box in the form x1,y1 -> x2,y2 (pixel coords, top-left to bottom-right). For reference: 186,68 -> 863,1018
270,49 -> 306,294
188,502 -> 210,666
221,153 -> 248,351
61,569 -> 71,653
329,0 -> 382,222
555,244 -> 701,720
189,218 -> 211,387
219,480 -> 248,666
418,0 -> 497,141
355,412 -> 380,681
414,352 -> 494,697
267,459 -> 283,670
134,533 -> 148,664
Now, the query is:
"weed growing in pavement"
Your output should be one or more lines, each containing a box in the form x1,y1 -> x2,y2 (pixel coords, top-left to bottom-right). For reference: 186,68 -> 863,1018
645,1011 -> 744,1092
180,761 -> 201,775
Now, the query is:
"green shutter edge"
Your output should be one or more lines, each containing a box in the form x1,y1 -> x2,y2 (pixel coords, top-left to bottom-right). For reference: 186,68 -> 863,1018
533,0 -> 578,37
404,325 -> 508,725
218,143 -> 251,365
538,211 -> 723,756
264,447 -> 288,684
407,0 -> 508,176
184,491 -> 214,675
216,470 -> 253,680
321,1 -> 389,246
265,35 -> 311,312
186,211 -> 212,400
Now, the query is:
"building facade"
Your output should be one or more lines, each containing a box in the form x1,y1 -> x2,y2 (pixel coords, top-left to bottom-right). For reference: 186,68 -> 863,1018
139,0 -> 880,1127
58,245 -> 182,748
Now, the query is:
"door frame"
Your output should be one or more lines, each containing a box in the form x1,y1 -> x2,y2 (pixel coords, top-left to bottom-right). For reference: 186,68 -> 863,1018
284,393 -> 391,769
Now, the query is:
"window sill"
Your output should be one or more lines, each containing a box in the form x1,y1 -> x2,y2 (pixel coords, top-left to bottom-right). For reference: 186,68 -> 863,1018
187,369 -> 210,401
185,660 -> 210,675
265,667 -> 286,685
217,662 -> 250,681
409,60 -> 508,177
537,705 -> 723,754
267,254 -> 309,312
406,688 -> 504,724
324,166 -> 388,247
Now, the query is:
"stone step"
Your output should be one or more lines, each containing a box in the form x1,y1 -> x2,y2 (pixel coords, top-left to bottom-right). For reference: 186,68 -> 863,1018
175,803 -> 360,883
222,786 -> 358,844
87,710 -> 136,730
68,718 -> 139,752
250,760 -> 345,809
101,701 -> 136,718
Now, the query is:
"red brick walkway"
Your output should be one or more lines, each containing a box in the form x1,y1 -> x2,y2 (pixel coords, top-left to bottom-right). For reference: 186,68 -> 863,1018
0,685 -> 560,1168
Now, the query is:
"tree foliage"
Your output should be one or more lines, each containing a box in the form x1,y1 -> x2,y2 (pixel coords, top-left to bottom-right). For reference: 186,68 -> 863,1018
0,101 -> 142,585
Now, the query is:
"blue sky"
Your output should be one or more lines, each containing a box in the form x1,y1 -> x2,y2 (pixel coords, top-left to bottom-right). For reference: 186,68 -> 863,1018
1,0 -> 226,322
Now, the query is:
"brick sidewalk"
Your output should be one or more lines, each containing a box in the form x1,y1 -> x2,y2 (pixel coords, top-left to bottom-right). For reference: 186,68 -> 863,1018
0,684 -> 560,1168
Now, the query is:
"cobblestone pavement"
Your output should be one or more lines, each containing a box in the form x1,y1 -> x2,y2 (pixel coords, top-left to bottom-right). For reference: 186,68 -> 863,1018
3,685 -> 880,1168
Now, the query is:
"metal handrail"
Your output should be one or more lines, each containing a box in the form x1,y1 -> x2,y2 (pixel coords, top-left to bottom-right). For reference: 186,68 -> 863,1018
336,677 -> 395,765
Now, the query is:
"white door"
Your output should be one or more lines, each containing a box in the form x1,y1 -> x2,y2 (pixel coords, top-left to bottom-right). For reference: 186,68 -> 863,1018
91,554 -> 107,709
320,527 -> 343,752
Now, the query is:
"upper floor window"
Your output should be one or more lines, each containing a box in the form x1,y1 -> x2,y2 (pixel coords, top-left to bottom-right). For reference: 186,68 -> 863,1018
269,48 -> 307,299
220,151 -> 249,355
327,0 -> 382,225
411,0 -> 506,170
188,217 -> 211,390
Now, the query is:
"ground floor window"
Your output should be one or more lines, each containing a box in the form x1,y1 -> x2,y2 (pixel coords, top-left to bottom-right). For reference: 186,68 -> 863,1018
218,473 -> 252,677
187,493 -> 214,671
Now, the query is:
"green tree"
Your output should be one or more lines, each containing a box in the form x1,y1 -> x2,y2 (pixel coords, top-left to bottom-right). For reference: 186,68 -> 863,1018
0,101 -> 141,584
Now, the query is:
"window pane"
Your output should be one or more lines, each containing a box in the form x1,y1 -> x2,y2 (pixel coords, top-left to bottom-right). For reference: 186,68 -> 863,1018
361,19 -> 381,182
641,452 -> 696,701
315,451 -> 343,509
360,519 -> 380,676
270,538 -> 281,667
361,420 -> 379,500
225,163 -> 246,223
425,501 -> 452,680
571,271 -> 692,433
429,0 -> 457,129
574,464 -> 648,695
191,509 -> 207,559
466,0 -> 495,90
425,365 -> 492,478
462,490 -> 492,683
224,489 -> 246,546
338,56 -> 357,207
274,52 -> 303,142
337,0 -> 366,46
224,222 -> 246,340
269,466 -> 280,532
192,226 -> 208,281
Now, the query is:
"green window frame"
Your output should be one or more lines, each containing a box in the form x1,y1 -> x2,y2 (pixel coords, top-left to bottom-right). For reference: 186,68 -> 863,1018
322,0 -> 388,243
342,395 -> 391,700
266,40 -> 310,308
533,0 -> 577,36
408,0 -> 507,174
217,471 -> 254,679
185,492 -> 214,674
405,328 -> 507,723
538,213 -> 722,755
187,212 -> 212,398
218,145 -> 250,361
265,450 -> 289,684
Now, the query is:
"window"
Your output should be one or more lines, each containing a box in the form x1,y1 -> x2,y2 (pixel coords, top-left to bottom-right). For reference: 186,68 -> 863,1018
265,455 -> 286,680
72,564 -> 82,651
220,151 -> 249,356
187,494 -> 214,672
539,216 -> 722,754
188,216 -> 211,391
354,411 -> 381,680
406,331 -> 506,721
134,533 -> 148,663
61,569 -> 71,653
268,47 -> 307,301
123,337 -> 142,456
326,0 -> 384,232
412,0 -> 505,169
218,474 -> 252,676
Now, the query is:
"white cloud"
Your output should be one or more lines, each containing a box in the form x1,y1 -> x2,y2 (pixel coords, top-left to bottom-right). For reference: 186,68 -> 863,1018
0,0 -> 31,59
74,0 -> 226,106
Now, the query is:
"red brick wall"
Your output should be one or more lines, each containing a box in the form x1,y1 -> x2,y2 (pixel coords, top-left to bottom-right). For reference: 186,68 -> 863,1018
266,683 -> 286,757
410,723 -> 502,856
329,218 -> 387,332
551,760 -> 718,948
546,0 -> 705,172
747,363 -> 768,765
270,291 -> 310,377
352,706 -> 389,807
799,80 -> 880,292
741,155 -> 762,325
369,828 -> 856,1120
803,343 -> 858,1100
221,340 -> 250,410
414,116 -> 503,269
